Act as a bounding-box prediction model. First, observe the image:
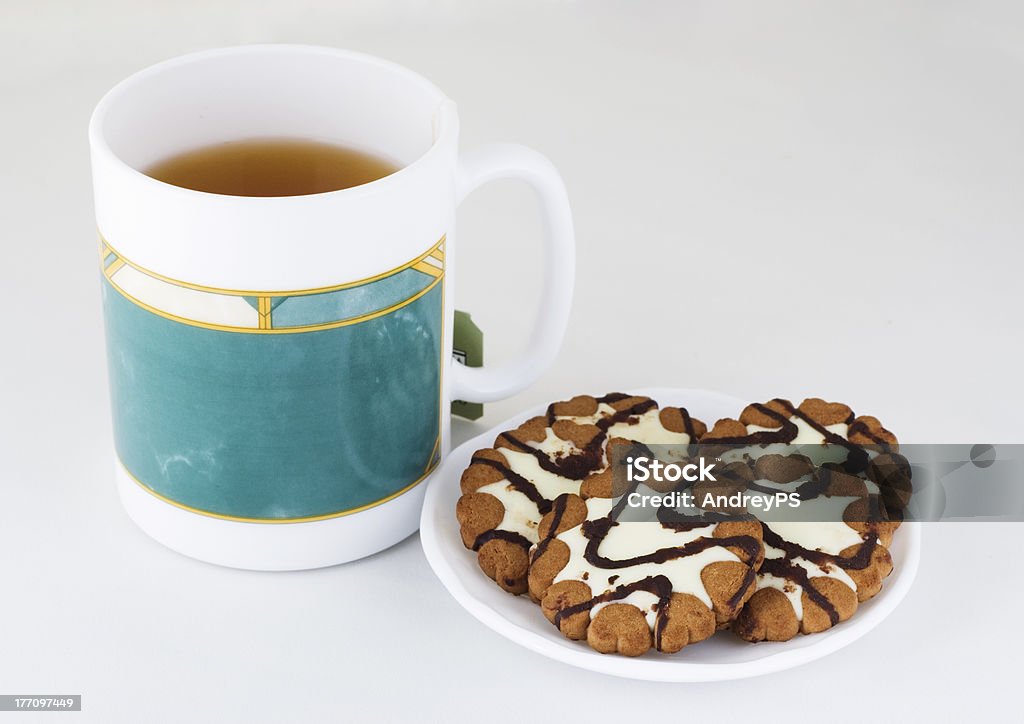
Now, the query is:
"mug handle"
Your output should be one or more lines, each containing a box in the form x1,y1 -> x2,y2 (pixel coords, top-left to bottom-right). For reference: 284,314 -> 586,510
451,143 -> 575,403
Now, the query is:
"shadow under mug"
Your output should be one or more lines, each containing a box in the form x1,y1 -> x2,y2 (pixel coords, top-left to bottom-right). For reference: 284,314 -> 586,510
89,45 -> 574,570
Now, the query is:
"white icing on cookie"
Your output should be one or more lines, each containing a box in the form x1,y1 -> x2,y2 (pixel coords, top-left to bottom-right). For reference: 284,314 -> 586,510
758,540 -> 858,620
552,498 -> 741,627
745,418 -> 849,444
720,413 -> 883,623
592,590 -> 660,621
607,409 -> 683,446
562,402 -> 619,422
475,454 -> 582,544
531,428 -> 580,457
474,481 -> 566,543
768,521 -> 864,556
472,400 -> 693,545
733,418 -> 851,466
749,480 -> 865,534
699,402 -> 896,629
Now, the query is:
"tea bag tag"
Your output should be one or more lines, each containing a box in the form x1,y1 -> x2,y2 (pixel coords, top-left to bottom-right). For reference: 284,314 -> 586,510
452,310 -> 484,420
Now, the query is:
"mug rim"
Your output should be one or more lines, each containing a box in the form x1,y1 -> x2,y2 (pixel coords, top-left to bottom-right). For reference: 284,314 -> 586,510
88,44 -> 455,202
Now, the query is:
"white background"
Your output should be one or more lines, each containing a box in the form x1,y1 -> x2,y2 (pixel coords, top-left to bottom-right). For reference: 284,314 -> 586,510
2,1 -> 1022,721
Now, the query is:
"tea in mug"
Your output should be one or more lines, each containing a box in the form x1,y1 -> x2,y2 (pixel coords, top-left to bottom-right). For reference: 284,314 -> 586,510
145,138 -> 399,196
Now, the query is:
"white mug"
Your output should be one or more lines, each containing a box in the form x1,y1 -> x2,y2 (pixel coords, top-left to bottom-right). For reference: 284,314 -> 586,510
90,45 -> 574,570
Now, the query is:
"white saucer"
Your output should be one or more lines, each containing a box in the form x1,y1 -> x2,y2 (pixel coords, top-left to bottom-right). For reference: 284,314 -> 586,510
420,387 -> 921,682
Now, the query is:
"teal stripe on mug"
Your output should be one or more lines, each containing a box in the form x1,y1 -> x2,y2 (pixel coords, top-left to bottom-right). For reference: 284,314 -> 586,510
101,275 -> 443,520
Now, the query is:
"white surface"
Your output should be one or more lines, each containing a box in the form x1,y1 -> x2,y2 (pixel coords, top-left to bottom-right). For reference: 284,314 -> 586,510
1,0 -> 1021,721
421,388 -> 921,682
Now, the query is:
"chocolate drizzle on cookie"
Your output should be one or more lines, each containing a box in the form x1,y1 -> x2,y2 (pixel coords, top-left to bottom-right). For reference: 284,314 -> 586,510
550,513 -> 761,651
758,525 -> 877,626
848,418 -> 892,446
471,528 -> 533,553
456,393 -> 706,598
539,423 -> 764,651
685,398 -> 900,639
742,463 -> 892,524
468,395 -> 665,520
469,454 -> 553,514
555,575 -> 670,629
707,399 -> 880,474
531,494 -> 571,562
499,394 -> 658,481
580,517 -> 762,569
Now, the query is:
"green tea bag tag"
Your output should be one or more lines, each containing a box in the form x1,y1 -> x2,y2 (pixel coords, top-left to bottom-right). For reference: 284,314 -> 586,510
452,310 -> 484,420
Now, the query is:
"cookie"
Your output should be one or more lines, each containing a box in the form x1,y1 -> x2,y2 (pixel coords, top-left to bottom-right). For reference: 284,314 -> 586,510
528,438 -> 764,656
704,398 -> 903,642
456,393 -> 705,595
703,397 -> 898,469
